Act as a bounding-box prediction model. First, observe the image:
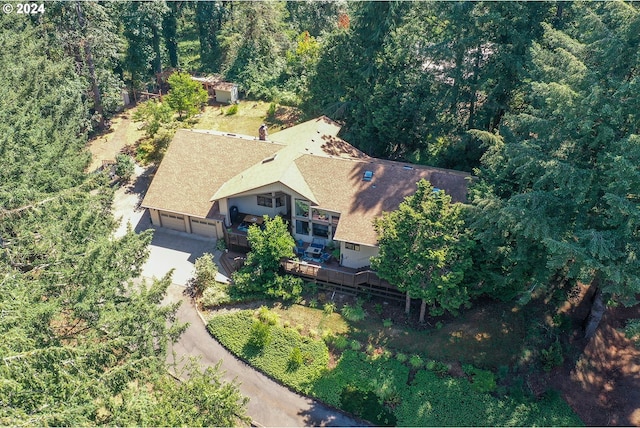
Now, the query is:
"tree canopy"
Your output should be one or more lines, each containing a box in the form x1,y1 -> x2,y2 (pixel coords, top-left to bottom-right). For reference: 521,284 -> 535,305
165,71 -> 208,118
0,11 -> 247,425
372,180 -> 473,322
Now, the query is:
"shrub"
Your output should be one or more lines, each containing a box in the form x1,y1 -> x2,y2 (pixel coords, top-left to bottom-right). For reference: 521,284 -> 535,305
426,360 -> 449,377
225,104 -> 239,115
395,353 -> 408,363
308,298 -> 318,309
200,282 -> 231,307
215,239 -> 226,251
374,303 -> 383,315
289,347 -> 303,369
333,335 -> 349,351
624,319 -> 640,347
341,302 -> 366,322
340,385 -> 397,427
382,318 -> 393,328
323,302 -> 336,314
267,274 -> 303,302
463,364 -> 497,393
540,341 -> 564,372
249,320 -> 271,348
256,306 -> 279,326
350,339 -> 362,351
115,154 -> 135,182
187,253 -> 219,298
409,354 -> 424,369
267,102 -> 277,118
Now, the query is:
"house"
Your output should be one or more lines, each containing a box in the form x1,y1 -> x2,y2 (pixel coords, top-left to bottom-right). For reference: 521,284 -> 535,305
191,75 -> 239,104
141,116 -> 470,269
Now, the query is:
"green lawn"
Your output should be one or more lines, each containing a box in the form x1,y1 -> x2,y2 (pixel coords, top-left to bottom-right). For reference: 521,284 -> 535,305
207,307 -> 582,427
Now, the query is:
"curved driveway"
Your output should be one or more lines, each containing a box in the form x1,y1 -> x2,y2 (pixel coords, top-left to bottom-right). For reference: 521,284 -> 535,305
161,282 -> 362,427
114,172 -> 362,426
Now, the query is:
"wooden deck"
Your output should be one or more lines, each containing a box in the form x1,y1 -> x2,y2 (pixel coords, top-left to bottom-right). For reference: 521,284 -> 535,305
221,216 -> 405,301
281,259 -> 404,302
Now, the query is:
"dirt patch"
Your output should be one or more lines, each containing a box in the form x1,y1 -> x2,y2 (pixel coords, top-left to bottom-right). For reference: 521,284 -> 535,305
547,304 -> 640,426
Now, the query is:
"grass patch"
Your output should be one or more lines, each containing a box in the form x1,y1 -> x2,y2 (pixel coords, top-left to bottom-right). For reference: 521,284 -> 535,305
193,101 -> 273,135
193,100 -> 302,136
270,303 -> 349,337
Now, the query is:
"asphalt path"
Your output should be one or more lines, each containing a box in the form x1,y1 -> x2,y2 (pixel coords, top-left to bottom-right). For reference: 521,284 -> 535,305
160,281 -> 363,427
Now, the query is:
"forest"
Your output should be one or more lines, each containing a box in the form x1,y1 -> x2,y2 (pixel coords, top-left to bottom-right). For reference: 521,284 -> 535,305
1,0 -> 639,425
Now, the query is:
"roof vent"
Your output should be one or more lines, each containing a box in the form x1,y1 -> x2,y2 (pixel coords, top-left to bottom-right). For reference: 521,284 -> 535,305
262,154 -> 277,163
363,170 -> 374,182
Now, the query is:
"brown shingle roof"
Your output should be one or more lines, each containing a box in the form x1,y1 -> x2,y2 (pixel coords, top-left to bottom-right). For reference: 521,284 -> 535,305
141,129 -> 280,218
294,156 -> 470,245
142,120 -> 471,246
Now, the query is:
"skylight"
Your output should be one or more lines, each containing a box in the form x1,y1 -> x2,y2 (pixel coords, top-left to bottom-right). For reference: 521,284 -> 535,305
363,170 -> 374,181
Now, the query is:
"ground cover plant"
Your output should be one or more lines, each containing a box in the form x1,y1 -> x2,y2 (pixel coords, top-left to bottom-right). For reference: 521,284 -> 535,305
206,300 -> 582,426
207,309 -> 329,393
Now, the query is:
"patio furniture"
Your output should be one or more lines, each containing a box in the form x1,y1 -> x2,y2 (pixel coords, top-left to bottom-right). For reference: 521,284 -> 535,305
305,246 -> 322,258
310,237 -> 326,250
321,252 -> 331,263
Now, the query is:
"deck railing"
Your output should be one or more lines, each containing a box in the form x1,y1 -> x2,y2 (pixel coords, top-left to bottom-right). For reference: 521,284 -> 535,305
281,259 -> 405,302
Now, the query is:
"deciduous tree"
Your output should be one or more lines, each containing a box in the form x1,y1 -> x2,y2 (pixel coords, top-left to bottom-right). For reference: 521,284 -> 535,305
165,71 -> 208,119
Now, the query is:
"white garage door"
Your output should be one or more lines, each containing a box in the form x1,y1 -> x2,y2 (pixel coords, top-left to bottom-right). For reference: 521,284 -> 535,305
190,218 -> 218,238
160,212 -> 186,232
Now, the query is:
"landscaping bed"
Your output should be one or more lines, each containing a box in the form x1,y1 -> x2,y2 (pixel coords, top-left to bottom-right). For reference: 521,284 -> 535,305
206,302 -> 582,426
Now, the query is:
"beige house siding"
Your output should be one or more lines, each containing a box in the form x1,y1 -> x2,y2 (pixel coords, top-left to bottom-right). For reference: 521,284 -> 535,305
340,241 -> 378,269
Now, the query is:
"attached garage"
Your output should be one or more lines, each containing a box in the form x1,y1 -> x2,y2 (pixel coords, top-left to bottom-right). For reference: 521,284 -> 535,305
190,218 -> 219,238
160,212 -> 186,232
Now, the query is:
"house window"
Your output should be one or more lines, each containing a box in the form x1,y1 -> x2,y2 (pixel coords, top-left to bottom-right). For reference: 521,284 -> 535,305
296,220 -> 309,235
275,195 -> 285,208
295,199 -> 309,217
257,195 -> 273,207
312,223 -> 329,238
312,208 -> 329,221
345,242 -> 360,251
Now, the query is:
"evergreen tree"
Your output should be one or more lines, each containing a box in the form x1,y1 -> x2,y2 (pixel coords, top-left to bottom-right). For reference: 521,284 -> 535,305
372,180 -> 473,322
471,2 -> 640,336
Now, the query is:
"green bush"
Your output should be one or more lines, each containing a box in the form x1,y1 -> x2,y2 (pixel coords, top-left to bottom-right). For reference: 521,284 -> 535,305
256,306 -> 279,326
200,282 -> 231,307
341,302 -> 366,322
333,335 -> 349,351
409,354 -> 424,369
540,341 -> 564,372
624,319 -> 640,347
426,360 -> 449,377
225,104 -> 239,115
395,353 -> 408,363
289,347 -> 303,369
323,301 -> 336,314
215,239 -> 226,251
115,154 -> 135,182
188,253 -> 219,298
340,385 -> 397,427
267,102 -> 277,118
249,320 -> 271,349
382,318 -> 393,328
463,364 -> 497,393
350,339 -> 362,351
